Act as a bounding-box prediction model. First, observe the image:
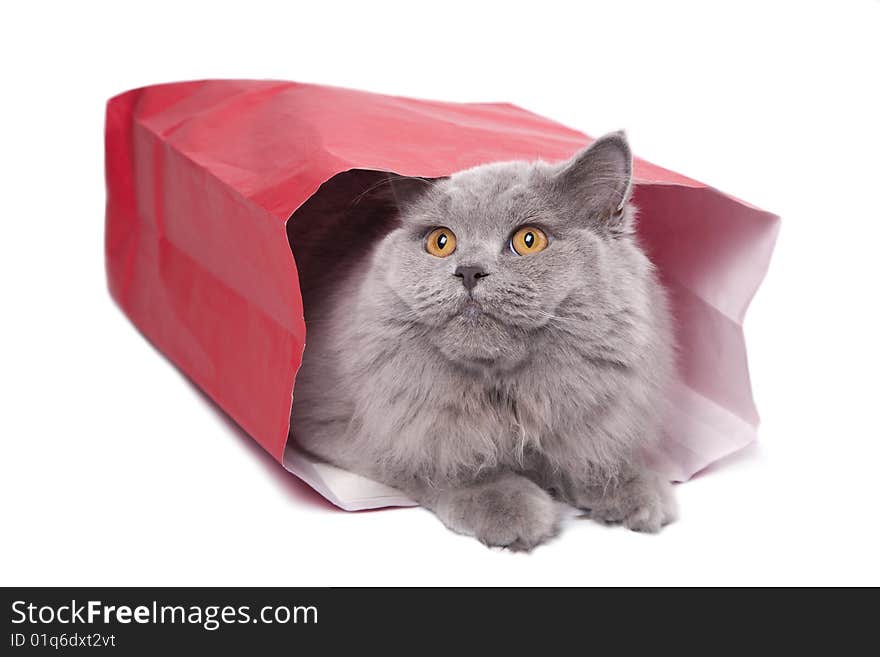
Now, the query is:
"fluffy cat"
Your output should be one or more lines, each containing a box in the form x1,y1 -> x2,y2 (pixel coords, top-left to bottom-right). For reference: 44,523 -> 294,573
290,132 -> 677,550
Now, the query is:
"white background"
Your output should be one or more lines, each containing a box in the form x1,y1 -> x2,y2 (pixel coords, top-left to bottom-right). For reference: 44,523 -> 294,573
2,0 -> 878,586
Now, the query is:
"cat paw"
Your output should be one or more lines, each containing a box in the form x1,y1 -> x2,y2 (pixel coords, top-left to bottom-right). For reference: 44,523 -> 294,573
440,474 -> 562,551
586,473 -> 677,534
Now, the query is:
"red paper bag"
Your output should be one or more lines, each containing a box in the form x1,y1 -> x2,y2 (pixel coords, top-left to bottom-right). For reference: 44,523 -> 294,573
105,80 -> 779,510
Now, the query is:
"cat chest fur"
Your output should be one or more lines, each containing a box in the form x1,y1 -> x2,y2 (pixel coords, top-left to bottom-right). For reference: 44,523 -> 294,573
355,353 -> 582,481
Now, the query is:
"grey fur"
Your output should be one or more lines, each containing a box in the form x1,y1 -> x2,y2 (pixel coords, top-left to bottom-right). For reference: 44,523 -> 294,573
290,132 -> 677,549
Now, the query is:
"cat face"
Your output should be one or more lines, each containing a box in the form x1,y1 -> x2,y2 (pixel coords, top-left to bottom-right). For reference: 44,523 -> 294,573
376,132 -> 637,372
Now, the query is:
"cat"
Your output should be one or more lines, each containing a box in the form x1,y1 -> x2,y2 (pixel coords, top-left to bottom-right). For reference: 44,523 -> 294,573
289,132 -> 677,550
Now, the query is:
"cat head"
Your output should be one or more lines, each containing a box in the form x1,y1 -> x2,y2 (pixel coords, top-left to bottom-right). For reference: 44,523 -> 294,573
373,132 -> 646,372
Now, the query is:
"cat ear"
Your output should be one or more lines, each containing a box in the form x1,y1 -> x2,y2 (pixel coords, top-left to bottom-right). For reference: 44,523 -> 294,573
551,131 -> 634,231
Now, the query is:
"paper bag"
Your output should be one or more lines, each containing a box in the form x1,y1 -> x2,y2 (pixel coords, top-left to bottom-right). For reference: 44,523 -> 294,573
105,80 -> 779,510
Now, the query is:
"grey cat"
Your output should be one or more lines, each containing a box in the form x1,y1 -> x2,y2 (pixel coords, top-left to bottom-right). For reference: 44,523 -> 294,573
290,132 -> 677,550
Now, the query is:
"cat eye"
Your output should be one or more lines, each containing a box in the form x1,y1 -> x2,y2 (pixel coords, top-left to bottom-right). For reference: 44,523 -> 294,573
509,226 -> 548,256
425,227 -> 457,258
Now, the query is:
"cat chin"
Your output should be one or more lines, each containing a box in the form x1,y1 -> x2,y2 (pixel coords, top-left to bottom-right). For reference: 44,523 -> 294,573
429,317 -> 530,373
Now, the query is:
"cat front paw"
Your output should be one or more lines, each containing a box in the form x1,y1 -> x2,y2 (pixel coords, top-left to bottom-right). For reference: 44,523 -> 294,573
585,472 -> 677,533
438,474 -> 562,551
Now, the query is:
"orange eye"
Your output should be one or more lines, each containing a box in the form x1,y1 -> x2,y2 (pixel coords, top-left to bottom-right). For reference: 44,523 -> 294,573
509,226 -> 548,256
425,227 -> 457,257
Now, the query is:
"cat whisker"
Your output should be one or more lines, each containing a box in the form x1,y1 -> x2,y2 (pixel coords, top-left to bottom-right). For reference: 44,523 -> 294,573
349,174 -> 436,208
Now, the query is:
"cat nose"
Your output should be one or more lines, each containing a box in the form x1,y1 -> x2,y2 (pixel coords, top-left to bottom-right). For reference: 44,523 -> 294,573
454,265 -> 489,291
